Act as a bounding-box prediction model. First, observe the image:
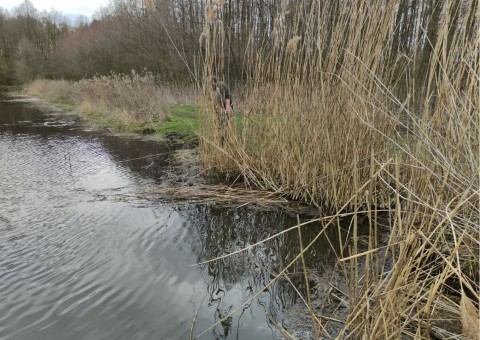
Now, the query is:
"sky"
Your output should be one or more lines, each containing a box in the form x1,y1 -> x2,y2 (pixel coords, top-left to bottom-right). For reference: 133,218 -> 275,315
0,0 -> 109,17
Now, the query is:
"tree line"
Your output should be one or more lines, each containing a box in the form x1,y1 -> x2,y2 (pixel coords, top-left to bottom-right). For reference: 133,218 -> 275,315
0,0 -> 70,84
0,0 -> 476,87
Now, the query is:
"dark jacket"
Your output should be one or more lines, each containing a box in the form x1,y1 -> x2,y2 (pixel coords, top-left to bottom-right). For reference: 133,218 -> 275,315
214,81 -> 231,109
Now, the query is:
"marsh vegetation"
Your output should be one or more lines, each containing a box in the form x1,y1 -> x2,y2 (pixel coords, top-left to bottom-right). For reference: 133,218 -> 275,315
1,0 -> 478,338
198,1 -> 479,338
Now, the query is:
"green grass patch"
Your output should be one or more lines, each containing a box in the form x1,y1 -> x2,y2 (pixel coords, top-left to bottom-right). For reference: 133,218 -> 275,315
52,99 -> 76,111
170,103 -> 198,118
152,103 -> 200,142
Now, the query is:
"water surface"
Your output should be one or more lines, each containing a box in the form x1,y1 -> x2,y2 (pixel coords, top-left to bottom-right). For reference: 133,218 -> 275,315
0,97 -> 342,339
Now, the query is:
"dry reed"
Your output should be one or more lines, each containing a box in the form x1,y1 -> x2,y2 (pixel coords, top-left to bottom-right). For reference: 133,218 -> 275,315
199,0 -> 479,338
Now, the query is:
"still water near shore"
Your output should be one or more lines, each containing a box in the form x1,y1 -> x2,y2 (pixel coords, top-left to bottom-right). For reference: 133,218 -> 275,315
0,96 -> 348,339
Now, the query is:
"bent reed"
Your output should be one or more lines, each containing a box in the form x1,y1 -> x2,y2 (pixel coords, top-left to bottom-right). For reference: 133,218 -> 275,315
200,0 -> 479,338
25,71 -> 194,132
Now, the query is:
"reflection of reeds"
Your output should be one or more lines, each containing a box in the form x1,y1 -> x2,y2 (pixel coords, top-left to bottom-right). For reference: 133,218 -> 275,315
199,0 -> 479,338
184,204 -> 344,338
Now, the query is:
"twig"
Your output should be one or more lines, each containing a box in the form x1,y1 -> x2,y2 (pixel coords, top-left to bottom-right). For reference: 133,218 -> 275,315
190,309 -> 198,340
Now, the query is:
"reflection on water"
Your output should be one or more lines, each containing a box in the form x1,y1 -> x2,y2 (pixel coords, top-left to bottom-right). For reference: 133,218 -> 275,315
0,99 -> 178,184
182,205 -> 340,338
0,97 -> 347,339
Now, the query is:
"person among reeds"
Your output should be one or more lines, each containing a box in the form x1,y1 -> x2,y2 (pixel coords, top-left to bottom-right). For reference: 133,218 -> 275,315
212,76 -> 232,145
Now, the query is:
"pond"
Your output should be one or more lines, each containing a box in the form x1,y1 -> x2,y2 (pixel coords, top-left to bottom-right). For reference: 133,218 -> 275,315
0,96 -> 350,339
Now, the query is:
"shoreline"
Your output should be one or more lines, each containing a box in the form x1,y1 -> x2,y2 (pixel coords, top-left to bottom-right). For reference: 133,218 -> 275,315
4,91 -> 320,215
21,78 -> 199,145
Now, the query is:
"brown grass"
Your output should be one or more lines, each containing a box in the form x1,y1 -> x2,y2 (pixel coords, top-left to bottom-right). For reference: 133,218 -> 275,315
25,71 -> 195,131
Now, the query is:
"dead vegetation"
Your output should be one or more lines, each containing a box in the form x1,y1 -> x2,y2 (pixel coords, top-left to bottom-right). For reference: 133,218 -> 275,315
24,72 -> 195,131
127,185 -> 291,208
199,0 -> 479,338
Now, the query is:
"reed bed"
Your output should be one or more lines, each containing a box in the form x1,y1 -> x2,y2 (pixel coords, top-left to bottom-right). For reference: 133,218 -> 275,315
199,0 -> 479,338
25,71 -> 195,130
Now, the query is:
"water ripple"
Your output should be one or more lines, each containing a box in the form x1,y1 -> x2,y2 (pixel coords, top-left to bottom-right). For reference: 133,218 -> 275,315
0,100 -> 347,339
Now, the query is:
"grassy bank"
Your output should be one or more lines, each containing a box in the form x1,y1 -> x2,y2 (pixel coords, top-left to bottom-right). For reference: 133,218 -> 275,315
149,103 -> 200,142
24,73 -> 198,141
199,1 -> 479,338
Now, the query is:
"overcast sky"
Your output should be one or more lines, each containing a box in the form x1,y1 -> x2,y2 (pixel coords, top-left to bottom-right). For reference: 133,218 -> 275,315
0,0 -> 109,17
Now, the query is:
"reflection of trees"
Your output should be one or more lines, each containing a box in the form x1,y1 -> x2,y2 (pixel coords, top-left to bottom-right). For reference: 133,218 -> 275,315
181,205 -> 343,338
96,134 -> 178,182
0,101 -> 178,184
0,101 -> 48,127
